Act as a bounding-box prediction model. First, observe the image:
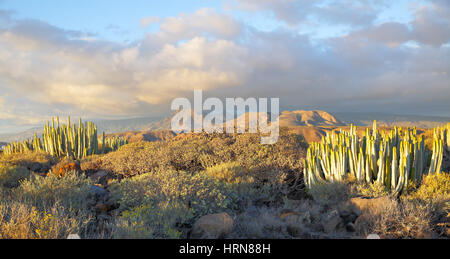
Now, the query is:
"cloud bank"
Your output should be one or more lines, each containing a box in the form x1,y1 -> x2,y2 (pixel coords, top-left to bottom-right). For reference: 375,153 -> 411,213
0,1 -> 449,133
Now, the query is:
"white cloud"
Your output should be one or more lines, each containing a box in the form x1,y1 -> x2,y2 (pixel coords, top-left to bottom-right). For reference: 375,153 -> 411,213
0,2 -> 449,131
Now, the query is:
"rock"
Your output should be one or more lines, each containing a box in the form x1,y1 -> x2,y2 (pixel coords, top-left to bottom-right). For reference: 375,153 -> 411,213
191,213 -> 234,239
338,205 -> 360,224
367,234 -> 381,239
89,184 -> 108,201
67,234 -> 81,239
30,162 -> 42,172
350,197 -> 390,214
346,222 -> 356,232
90,171 -> 111,187
323,210 -> 344,233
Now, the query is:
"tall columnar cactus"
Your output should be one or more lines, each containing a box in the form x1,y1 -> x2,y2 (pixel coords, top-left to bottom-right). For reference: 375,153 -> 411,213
3,116 -> 128,159
303,121 -> 437,196
428,123 -> 448,175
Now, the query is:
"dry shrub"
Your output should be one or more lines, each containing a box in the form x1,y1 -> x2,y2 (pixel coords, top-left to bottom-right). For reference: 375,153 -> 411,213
355,198 -> 435,239
0,201 -> 88,239
0,152 -> 57,169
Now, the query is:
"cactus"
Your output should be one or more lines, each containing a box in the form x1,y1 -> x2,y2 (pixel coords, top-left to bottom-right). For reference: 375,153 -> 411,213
303,121 -> 440,196
3,116 -> 128,159
428,123 -> 448,174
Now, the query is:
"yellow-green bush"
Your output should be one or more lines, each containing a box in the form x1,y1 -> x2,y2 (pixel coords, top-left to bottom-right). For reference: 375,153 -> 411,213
411,172 -> 450,200
0,151 -> 57,167
0,201 -> 87,239
109,169 -> 241,217
15,170 -> 92,211
96,131 -> 306,177
112,201 -> 188,239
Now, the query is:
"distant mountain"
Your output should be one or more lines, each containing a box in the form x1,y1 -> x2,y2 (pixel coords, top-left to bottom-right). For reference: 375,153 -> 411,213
1,110 -> 449,143
0,116 -> 172,143
280,110 -> 345,127
333,112 -> 450,128
0,127 -> 42,143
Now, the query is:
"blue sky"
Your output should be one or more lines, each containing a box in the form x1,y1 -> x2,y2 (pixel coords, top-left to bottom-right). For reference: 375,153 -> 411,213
1,0 -> 417,42
0,0 -> 449,133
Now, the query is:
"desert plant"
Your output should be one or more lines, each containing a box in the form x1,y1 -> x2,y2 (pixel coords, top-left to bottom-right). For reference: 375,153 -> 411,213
303,121 -> 444,196
3,117 -> 128,159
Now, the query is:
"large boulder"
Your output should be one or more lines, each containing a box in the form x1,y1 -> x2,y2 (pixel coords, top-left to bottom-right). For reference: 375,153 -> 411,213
190,213 -> 234,239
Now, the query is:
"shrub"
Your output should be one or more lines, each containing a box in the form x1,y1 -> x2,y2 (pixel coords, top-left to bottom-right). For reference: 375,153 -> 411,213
355,198 -> 435,239
94,131 -> 306,178
411,172 -> 450,201
0,152 -> 57,168
0,201 -> 88,239
112,201 -> 188,239
109,170 -> 241,218
0,165 -> 30,189
14,171 -> 92,211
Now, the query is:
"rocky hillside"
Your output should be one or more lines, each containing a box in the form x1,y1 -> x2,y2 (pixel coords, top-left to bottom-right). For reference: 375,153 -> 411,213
334,112 -> 450,128
106,130 -> 176,143
280,110 -> 345,127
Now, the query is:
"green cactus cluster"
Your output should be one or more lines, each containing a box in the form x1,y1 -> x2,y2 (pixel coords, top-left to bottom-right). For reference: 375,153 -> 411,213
428,123 -> 449,175
304,121 -> 444,196
3,117 -> 128,159
101,134 -> 128,153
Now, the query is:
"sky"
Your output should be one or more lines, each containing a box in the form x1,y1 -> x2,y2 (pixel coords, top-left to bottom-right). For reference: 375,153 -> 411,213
0,0 -> 449,133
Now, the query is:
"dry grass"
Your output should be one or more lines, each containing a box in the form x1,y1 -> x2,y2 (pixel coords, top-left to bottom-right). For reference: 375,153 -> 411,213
0,200 -> 90,239
355,198 -> 435,239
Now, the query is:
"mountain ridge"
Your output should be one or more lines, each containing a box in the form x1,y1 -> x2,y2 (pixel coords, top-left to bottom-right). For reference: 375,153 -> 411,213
1,110 -> 449,143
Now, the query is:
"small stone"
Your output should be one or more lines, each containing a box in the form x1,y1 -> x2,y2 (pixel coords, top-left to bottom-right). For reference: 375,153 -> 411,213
367,234 -> 381,239
67,234 -> 81,239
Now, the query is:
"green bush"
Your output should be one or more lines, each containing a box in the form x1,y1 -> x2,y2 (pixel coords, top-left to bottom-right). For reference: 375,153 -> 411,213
14,171 -> 92,211
0,200 -> 89,239
109,169 -> 241,217
112,201 -> 188,239
95,131 -> 306,177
